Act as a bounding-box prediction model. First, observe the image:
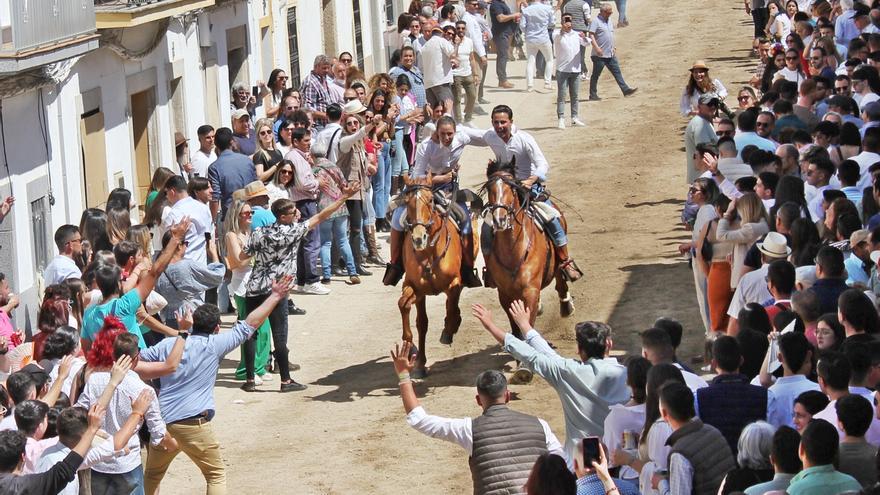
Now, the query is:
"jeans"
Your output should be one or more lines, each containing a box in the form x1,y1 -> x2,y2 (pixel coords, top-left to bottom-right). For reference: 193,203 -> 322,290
244,292 -> 291,381
494,30 -> 511,83
751,7 -> 768,38
294,199 -> 320,286
371,143 -> 392,219
320,216 -> 356,277
589,55 -> 632,97
346,199 -> 364,264
452,75 -> 477,122
391,128 -> 408,176
91,465 -> 144,495
556,71 -> 580,118
145,421 -> 226,495
526,40 -> 553,87
615,0 -> 627,23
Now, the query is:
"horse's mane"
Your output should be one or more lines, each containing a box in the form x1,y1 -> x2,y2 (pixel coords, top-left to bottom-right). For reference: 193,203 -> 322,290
486,157 -> 516,178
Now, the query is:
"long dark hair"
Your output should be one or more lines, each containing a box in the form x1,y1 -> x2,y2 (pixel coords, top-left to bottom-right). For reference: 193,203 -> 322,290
789,217 -> 821,267
522,454 -> 576,495
79,208 -> 111,263
772,176 -> 810,220
368,88 -> 390,116
641,364 -> 685,445
626,357 -> 652,405
267,68 -> 286,92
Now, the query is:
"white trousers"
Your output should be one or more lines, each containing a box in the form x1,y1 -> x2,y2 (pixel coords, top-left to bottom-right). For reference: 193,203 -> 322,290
526,41 -> 554,88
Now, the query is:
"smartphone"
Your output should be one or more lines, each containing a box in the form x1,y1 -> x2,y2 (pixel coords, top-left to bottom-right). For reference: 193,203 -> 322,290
205,232 -> 212,242
582,436 -> 601,467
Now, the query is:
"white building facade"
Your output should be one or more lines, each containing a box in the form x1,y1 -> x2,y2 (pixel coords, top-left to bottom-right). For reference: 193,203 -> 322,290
0,0 -> 401,331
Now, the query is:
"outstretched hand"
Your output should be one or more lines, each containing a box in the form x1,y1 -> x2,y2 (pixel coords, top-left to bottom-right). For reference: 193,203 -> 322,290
176,308 -> 193,332
271,275 -> 296,297
169,217 -> 192,240
390,341 -> 416,374
508,300 -> 532,333
342,181 -> 361,198
471,303 -> 493,329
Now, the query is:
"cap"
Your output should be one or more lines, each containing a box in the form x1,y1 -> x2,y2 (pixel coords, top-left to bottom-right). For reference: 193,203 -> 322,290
698,93 -> 720,106
232,108 -> 250,120
851,229 -> 871,249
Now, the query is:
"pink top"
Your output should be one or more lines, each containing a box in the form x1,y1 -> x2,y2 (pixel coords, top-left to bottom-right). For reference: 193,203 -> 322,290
0,310 -> 17,350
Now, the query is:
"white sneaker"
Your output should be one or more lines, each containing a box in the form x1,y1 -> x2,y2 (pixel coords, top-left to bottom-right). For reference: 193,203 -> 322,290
300,282 -> 331,295
579,73 -> 588,81
557,118 -> 566,129
572,118 -> 586,127
544,82 -> 552,90
292,285 -> 303,294
526,86 -> 534,92
259,373 -> 272,382
254,375 -> 263,386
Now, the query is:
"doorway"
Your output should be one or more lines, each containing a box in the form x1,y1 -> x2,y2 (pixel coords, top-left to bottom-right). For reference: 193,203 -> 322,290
79,109 -> 109,209
130,89 -> 155,206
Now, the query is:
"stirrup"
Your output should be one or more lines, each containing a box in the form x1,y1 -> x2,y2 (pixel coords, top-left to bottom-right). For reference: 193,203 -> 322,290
559,258 -> 583,282
383,263 -> 404,286
482,267 -> 497,288
461,266 -> 483,288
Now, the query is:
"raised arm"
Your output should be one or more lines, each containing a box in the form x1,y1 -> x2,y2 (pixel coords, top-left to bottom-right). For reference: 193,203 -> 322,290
305,182 -> 361,230
42,355 -> 75,406
135,311 -> 190,380
114,389 -> 153,451
391,341 -> 421,414
137,217 -> 192,302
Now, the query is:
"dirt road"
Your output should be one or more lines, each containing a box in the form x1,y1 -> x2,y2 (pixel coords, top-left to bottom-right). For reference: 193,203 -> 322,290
163,1 -> 753,492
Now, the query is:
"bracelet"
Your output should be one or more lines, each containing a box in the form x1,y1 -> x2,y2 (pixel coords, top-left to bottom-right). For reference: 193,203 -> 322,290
605,487 -> 619,495
397,371 -> 410,381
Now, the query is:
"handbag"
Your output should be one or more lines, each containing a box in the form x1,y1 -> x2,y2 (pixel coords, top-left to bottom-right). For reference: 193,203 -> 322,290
700,220 -> 714,261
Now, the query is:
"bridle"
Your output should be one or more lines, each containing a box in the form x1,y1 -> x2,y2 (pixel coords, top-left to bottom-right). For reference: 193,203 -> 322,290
481,172 -> 528,228
400,183 -> 437,232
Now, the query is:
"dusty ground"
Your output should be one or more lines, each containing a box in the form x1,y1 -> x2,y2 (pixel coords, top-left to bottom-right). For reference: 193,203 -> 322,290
163,1 -> 754,493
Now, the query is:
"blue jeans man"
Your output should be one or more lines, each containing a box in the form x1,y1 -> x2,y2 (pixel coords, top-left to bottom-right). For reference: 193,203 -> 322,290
319,215 -> 357,280
556,71 -> 581,122
589,55 -> 636,99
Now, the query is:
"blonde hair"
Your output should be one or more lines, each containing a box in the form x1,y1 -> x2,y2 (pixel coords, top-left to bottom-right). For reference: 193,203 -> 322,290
737,192 -> 769,225
254,118 -> 276,155
223,199 -> 250,237
126,224 -> 152,258
106,208 -> 131,246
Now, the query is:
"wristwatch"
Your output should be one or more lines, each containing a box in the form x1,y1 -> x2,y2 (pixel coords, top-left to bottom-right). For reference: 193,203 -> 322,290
178,331 -> 189,340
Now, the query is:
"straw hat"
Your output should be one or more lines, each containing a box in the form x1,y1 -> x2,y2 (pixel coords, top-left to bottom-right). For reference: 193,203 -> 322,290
690,61 -> 710,71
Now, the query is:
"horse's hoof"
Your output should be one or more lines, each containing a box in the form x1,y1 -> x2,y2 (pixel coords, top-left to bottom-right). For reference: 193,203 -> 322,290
439,332 -> 454,345
412,367 -> 428,379
510,368 -> 534,384
407,344 -> 420,360
560,299 -> 575,317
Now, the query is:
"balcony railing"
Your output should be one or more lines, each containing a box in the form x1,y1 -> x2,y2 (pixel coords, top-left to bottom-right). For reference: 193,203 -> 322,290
1,0 -> 97,54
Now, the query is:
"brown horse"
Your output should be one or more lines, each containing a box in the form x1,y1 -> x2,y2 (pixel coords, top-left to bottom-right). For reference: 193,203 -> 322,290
397,174 -> 476,377
482,163 -> 575,343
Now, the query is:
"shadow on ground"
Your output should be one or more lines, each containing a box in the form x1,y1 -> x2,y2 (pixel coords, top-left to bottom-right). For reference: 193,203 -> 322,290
307,344 -> 513,402
606,261 -> 703,361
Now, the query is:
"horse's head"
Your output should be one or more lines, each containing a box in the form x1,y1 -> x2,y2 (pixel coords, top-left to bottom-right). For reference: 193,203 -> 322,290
483,159 -> 520,232
401,174 -> 435,251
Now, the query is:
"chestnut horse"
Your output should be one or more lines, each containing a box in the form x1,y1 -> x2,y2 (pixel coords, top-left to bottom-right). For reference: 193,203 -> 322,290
398,175 -> 477,377
482,162 -> 575,346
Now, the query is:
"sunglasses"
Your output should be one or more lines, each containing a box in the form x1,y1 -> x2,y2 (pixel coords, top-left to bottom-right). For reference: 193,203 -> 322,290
259,130 -> 273,136
241,210 -> 253,217
835,86 -> 850,92
340,58 -> 352,63
756,121 -> 771,127
279,169 -> 293,175
346,120 -> 359,126
689,186 -> 704,194
737,95 -> 751,101
785,56 -> 798,61
716,130 -> 734,136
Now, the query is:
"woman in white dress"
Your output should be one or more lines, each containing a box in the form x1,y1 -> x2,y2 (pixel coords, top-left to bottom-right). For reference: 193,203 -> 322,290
766,0 -> 792,42
611,364 -> 687,495
680,61 -> 729,117
604,357 -> 651,484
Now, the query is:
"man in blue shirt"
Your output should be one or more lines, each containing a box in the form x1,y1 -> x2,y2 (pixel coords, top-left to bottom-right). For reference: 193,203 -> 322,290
489,0 -> 520,89
734,109 -> 777,159
207,127 -> 258,222
141,275 -> 295,495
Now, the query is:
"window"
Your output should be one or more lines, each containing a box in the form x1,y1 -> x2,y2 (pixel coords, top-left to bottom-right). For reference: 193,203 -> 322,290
287,7 -> 301,89
385,0 -> 394,26
30,196 -> 49,272
352,0 -> 364,68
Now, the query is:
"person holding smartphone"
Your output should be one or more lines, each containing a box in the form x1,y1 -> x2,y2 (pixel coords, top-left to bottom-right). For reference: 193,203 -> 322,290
574,441 -> 639,495
390,341 -> 565,494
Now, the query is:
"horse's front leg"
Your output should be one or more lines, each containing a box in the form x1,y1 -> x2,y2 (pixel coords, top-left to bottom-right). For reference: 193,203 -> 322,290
440,283 -> 463,345
413,296 -> 429,378
398,285 -> 416,343
556,272 -> 574,317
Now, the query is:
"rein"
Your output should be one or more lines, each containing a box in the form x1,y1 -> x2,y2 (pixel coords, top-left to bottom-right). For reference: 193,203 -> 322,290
402,183 -> 453,276
482,173 -> 534,277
